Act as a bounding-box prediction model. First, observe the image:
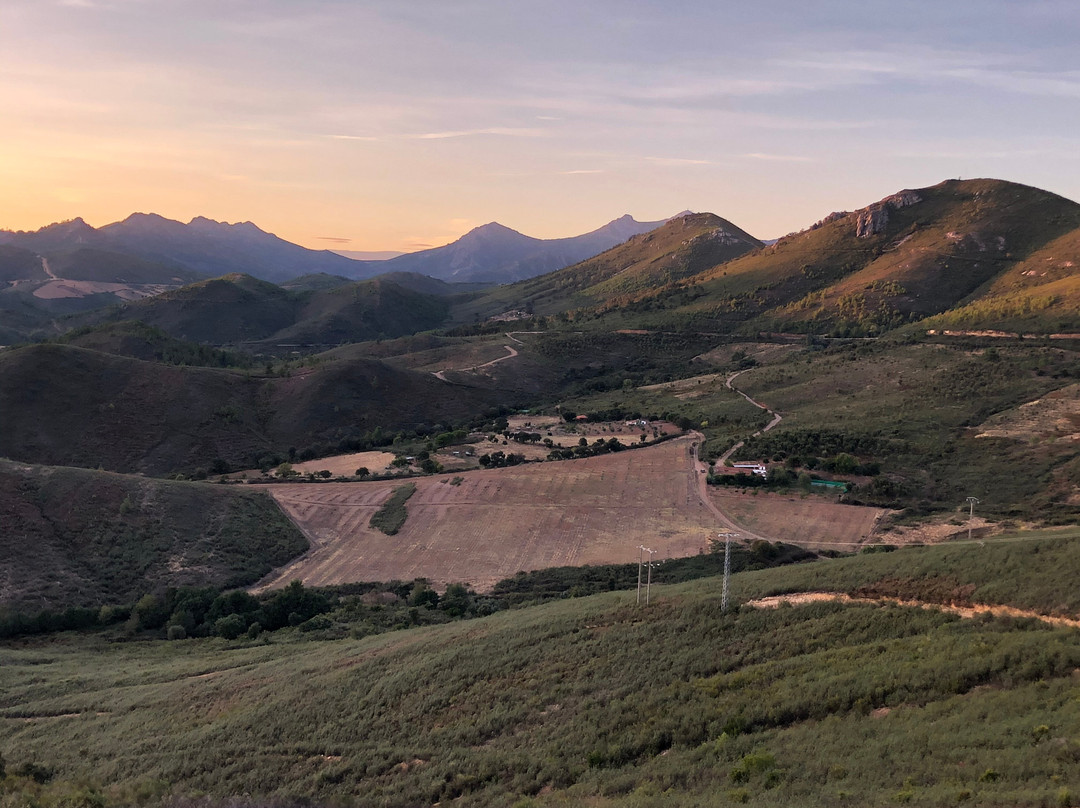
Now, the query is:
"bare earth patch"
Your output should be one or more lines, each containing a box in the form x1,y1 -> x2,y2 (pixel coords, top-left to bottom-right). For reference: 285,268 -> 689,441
706,488 -> 889,549
975,383 -> 1080,444
256,437 -> 716,593
876,516 -> 998,545
31,280 -> 175,300
745,591 -> 1080,629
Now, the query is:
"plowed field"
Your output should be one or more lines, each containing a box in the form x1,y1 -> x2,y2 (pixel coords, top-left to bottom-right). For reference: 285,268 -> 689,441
259,437 -> 717,592
706,488 -> 889,549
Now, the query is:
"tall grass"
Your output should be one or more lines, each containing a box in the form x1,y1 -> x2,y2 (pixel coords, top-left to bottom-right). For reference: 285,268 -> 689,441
6,536 -> 1080,807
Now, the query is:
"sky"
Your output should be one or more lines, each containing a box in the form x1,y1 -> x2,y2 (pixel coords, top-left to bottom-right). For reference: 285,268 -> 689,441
2,0 -> 1079,252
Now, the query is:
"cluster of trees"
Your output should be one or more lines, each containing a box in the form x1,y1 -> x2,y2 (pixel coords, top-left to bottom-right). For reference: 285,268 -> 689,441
734,428 -> 901,464
508,431 -> 543,444
546,437 -> 629,461
478,451 -> 527,468
130,581 -> 333,640
0,581 -> 334,641
733,428 -> 897,476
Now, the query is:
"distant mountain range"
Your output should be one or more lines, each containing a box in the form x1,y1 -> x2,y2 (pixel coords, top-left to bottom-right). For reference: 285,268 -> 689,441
0,211 -> 689,288
0,214 -> 362,285
350,213 -> 689,284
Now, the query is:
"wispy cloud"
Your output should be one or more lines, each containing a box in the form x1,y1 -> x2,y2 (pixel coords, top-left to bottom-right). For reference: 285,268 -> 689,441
407,127 -> 545,140
644,156 -> 717,167
558,169 -> 603,175
329,134 -> 380,141
317,236 -> 352,243
744,152 -> 813,163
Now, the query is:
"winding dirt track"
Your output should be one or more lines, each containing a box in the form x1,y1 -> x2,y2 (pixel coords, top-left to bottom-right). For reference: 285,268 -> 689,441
719,369 -> 782,464
747,592 -> 1080,629
432,344 -> 518,381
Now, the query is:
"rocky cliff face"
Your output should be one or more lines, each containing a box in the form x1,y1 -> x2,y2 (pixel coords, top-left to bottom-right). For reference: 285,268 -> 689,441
855,190 -> 922,238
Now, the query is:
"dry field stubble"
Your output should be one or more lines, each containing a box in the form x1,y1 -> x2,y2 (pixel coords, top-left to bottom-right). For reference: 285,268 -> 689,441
259,437 -> 717,593
226,451 -> 397,480
706,487 -> 889,550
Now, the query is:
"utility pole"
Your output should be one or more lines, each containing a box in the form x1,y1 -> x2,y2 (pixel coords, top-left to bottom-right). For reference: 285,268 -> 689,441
718,531 -> 739,612
637,545 -> 653,605
645,548 -> 657,605
966,497 -> 980,541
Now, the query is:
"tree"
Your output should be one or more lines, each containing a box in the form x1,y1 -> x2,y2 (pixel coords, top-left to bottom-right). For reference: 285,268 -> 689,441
439,583 -> 472,617
214,613 -> 247,639
355,467 -> 370,478
408,580 -> 439,608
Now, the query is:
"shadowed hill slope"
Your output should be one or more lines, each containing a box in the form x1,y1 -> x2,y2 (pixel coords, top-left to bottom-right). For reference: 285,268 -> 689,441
0,344 -> 509,474
68,274 -> 453,347
0,458 -> 308,611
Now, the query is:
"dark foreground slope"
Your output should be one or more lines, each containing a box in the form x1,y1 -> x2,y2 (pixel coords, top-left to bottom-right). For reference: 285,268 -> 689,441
0,459 -> 307,611
0,344 -> 507,474
5,531 -> 1080,807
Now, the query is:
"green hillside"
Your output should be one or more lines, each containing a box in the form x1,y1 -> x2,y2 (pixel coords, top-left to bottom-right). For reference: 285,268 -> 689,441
268,277 -> 450,346
6,532 -> 1080,807
0,459 -> 307,611
57,321 -> 258,367
553,180 -> 1080,337
98,273 -> 299,344
452,213 -> 762,322
68,273 -> 452,348
0,343 -> 509,475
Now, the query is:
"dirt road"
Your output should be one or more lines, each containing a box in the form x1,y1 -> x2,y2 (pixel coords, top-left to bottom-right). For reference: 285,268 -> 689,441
688,435 -> 771,543
718,369 -> 782,464
433,344 -> 518,381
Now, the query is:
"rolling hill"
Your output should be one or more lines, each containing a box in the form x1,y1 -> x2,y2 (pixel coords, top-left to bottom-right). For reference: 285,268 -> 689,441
7,531 -> 1080,806
66,273 -> 452,347
570,179 -> 1080,336
0,459 -> 307,611
452,212 -> 763,321
0,343 -> 511,475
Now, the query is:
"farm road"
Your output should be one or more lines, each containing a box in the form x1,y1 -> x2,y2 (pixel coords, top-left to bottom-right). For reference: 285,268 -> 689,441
689,435 -> 771,543
718,369 -> 782,465
432,344 -> 518,381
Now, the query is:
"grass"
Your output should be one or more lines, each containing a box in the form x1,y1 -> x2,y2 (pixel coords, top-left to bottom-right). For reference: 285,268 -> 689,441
6,532 -> 1080,806
730,338 -> 1080,518
0,459 -> 308,611
368,483 -> 416,535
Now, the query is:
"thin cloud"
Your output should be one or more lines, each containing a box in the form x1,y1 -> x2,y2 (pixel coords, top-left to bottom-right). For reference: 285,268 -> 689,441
407,127 -> 545,140
317,236 -> 352,243
559,169 -> 604,175
744,153 -> 813,163
645,157 -> 717,167
329,134 -> 380,141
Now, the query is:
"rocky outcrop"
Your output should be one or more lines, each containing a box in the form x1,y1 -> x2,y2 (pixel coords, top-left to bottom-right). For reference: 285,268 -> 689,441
856,206 -> 890,238
855,190 -> 923,238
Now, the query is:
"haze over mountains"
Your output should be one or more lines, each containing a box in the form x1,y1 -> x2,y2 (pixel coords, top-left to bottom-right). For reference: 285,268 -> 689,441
0,211 -> 682,288
352,212 -> 684,283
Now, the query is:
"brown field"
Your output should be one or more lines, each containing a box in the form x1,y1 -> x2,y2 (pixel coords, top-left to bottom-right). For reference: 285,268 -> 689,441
226,451 -> 398,480
258,437 -> 718,593
506,416 -> 677,446
706,488 -> 889,550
